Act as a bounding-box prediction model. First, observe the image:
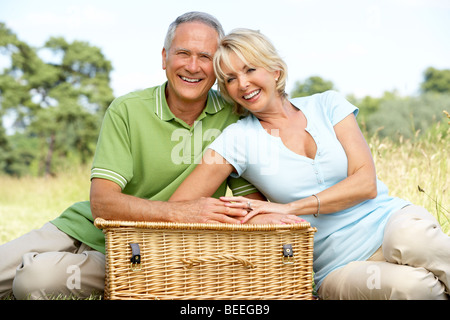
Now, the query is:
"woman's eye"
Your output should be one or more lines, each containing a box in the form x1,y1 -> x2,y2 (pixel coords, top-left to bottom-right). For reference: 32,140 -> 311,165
247,68 -> 256,73
226,77 -> 235,83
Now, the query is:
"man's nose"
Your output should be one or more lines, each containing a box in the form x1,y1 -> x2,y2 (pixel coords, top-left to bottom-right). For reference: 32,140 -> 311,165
185,56 -> 200,73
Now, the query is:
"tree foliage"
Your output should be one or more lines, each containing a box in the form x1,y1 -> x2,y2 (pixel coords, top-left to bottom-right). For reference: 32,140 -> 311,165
1,21 -> 448,176
346,91 -> 400,127
365,93 -> 450,140
0,23 -> 114,176
421,67 -> 450,94
290,73 -> 449,143
290,75 -> 335,98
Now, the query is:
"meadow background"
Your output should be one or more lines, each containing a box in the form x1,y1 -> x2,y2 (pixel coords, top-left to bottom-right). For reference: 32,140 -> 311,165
0,164 -> 91,243
1,1 -> 449,242
1,117 -> 449,244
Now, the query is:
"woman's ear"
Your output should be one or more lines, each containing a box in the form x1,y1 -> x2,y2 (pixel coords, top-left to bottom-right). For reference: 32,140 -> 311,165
274,70 -> 280,81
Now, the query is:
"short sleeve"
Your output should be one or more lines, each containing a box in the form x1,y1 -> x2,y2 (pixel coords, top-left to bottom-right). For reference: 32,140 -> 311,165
209,121 -> 260,196
90,103 -> 132,189
322,90 -> 359,126
227,176 -> 259,196
208,122 -> 248,177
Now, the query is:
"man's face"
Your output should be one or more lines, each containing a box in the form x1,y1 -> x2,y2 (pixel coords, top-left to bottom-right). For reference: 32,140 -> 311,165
162,22 -> 218,106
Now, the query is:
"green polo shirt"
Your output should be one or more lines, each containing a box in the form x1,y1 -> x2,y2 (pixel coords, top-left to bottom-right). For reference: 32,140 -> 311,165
51,83 -> 257,253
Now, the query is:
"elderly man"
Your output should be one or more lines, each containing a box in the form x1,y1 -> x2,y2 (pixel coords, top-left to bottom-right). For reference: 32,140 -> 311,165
0,11 -> 263,300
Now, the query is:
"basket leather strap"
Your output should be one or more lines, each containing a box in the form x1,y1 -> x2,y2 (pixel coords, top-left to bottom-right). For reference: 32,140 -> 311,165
129,243 -> 141,265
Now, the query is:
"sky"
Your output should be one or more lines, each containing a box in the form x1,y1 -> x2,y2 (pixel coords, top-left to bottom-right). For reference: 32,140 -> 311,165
0,0 -> 449,99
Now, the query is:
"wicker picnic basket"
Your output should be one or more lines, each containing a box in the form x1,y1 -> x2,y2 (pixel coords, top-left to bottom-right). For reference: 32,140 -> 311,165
94,218 -> 316,300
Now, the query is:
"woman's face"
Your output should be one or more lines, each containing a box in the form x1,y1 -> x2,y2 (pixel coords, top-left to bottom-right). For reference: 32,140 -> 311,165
221,52 -> 280,114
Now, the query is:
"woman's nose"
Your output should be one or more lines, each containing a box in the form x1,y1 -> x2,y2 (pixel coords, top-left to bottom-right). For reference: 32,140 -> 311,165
238,76 -> 249,90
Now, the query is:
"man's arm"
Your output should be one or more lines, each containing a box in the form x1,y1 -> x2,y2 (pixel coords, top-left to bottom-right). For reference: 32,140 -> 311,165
90,178 -> 248,224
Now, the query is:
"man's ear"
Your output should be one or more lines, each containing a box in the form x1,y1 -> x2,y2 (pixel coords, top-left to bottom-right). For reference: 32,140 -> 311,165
162,48 -> 167,70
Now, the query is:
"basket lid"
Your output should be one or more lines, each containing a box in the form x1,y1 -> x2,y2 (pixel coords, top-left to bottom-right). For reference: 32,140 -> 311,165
94,218 -> 314,231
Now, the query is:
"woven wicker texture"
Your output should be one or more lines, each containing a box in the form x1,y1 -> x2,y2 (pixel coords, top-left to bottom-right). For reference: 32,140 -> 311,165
95,218 -> 316,300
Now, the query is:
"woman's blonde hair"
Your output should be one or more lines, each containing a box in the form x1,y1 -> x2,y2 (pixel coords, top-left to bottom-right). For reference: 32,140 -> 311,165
213,28 -> 288,115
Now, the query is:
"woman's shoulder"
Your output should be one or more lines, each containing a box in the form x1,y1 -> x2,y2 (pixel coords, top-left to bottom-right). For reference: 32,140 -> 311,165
215,115 -> 261,143
289,90 -> 356,117
289,90 -> 343,106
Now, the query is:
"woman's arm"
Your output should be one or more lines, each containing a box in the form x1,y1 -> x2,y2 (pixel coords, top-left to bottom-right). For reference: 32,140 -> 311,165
170,149 -> 301,224
222,113 -> 378,221
296,112 -> 377,213
171,148 -> 267,202
170,149 -> 236,201
170,149 -> 256,217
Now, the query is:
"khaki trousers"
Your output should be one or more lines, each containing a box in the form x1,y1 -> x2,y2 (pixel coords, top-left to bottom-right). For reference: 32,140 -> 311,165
0,222 -> 105,300
318,205 -> 450,300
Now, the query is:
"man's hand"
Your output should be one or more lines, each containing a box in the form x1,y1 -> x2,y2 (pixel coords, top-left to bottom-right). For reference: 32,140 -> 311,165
169,197 -> 248,224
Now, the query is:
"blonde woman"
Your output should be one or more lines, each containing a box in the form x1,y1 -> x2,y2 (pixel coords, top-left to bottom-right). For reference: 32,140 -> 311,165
170,28 -> 450,300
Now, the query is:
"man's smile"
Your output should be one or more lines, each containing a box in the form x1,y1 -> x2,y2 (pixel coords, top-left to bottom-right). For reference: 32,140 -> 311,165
180,76 -> 202,83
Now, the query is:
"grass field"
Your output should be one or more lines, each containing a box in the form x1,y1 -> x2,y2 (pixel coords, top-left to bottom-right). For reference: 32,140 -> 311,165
1,126 -> 448,245
367,131 -> 449,234
0,123 -> 448,301
0,165 -> 91,244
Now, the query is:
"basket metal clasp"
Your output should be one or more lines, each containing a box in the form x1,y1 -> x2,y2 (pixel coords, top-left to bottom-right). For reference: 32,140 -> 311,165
282,244 -> 294,265
130,243 -> 142,271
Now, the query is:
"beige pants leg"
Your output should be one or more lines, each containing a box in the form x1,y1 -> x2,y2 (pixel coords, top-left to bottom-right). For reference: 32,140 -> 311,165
318,205 -> 450,300
0,222 -> 105,300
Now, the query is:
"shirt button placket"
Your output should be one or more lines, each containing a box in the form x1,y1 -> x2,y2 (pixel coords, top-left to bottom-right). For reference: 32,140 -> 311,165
311,131 -> 323,185
312,154 -> 324,185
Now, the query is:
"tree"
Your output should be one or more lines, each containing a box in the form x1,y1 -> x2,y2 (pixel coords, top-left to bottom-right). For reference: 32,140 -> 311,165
290,76 -> 335,98
365,93 -> 450,141
421,67 -> 450,94
0,23 -> 114,176
347,90 -> 401,128
0,118 -> 10,172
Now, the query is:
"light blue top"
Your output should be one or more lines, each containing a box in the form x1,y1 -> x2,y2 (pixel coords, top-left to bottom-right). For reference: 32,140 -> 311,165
208,91 -> 410,288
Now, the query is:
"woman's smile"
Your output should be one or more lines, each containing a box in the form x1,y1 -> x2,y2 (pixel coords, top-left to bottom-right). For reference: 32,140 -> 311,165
243,89 -> 261,101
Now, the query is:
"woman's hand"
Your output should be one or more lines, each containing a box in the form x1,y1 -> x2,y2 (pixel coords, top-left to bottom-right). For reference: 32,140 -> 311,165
244,213 -> 306,225
220,196 -> 296,224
